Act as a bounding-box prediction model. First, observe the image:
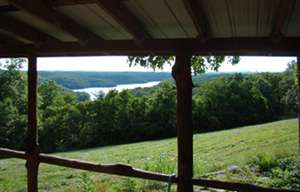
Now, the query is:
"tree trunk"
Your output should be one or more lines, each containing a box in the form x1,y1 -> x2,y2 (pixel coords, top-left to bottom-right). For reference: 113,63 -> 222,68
173,53 -> 193,192
26,55 -> 39,192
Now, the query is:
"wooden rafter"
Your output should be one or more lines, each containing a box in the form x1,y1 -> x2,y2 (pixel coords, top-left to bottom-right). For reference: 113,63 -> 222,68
182,0 -> 210,41
0,33 -> 24,48
51,0 -> 96,6
0,14 -> 59,44
271,0 -> 294,38
96,0 -> 151,40
0,32 -> 22,43
7,0 -> 102,43
0,4 -> 18,13
0,38 -> 299,57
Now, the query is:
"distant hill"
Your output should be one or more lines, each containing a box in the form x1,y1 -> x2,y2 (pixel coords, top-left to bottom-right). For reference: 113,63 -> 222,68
38,71 -> 172,89
38,71 -> 236,89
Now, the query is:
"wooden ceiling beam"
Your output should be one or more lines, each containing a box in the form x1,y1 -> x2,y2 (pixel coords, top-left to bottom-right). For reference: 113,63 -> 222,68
271,0 -> 295,39
0,4 -> 18,13
0,14 -> 59,45
96,0 -> 151,41
0,33 -> 24,46
182,0 -> 210,41
51,0 -> 96,6
0,38 -> 299,57
7,0 -> 103,43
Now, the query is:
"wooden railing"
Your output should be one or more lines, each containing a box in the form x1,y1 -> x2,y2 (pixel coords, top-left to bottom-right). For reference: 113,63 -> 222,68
1,147 -> 299,192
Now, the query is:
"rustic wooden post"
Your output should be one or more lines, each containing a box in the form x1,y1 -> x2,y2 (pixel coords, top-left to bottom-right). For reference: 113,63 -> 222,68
26,55 -> 39,192
298,56 -> 300,154
172,53 -> 193,192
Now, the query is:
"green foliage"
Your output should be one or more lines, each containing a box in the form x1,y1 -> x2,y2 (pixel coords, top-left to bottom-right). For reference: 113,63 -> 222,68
79,173 -> 95,192
0,119 -> 298,191
253,153 -> 277,172
128,55 -> 240,75
193,72 -> 296,132
0,58 -> 297,152
109,178 -> 139,192
39,71 -> 171,89
245,155 -> 300,190
0,58 -> 27,150
270,157 -> 300,189
144,153 -> 176,174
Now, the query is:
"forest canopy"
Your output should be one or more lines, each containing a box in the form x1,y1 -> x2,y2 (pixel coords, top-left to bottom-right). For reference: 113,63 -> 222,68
0,58 -> 297,152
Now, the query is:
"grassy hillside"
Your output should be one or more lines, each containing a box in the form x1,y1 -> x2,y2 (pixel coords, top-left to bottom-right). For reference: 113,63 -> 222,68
0,119 -> 298,191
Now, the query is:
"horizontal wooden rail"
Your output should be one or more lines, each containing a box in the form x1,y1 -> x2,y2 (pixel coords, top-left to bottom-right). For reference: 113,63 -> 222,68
0,147 -> 26,159
39,153 -> 175,183
0,147 -> 299,192
0,147 -> 176,183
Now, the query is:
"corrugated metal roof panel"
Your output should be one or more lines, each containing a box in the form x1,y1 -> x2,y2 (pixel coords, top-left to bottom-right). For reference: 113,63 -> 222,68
0,0 -> 299,44
55,4 -> 133,40
201,0 -> 232,37
5,11 -> 77,42
201,0 -> 279,38
255,0 -> 279,36
125,0 -> 197,38
164,0 -> 198,38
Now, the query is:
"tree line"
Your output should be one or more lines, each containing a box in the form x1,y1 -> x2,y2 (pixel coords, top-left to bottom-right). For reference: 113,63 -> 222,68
0,59 -> 297,152
39,71 -> 171,89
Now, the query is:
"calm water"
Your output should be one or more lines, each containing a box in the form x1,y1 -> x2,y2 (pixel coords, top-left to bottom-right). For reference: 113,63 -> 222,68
73,81 -> 160,100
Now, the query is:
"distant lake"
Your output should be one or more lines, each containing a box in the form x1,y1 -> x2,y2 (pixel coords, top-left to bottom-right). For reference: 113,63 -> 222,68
73,81 -> 160,100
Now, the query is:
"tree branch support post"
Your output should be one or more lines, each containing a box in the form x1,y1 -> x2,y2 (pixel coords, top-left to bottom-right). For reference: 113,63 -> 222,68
298,56 -> 300,154
26,55 -> 39,192
173,53 -> 193,192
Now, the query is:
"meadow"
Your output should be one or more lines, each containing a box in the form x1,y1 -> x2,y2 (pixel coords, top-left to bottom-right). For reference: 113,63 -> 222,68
0,118 -> 298,191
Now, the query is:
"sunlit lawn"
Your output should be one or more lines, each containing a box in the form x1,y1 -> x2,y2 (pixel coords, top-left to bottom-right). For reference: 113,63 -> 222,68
0,119 -> 298,191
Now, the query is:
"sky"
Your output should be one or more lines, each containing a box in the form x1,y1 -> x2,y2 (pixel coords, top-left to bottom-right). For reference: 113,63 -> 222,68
2,56 -> 296,73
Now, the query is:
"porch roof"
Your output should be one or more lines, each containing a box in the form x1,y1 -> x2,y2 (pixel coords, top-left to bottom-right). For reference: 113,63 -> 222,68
0,0 -> 299,56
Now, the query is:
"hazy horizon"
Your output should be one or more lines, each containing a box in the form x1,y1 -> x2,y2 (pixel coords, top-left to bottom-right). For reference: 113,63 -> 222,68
1,56 -> 296,73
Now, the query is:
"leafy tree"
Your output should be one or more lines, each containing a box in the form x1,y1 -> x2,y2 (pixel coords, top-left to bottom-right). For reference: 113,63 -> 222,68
128,56 -> 240,75
0,58 -> 27,149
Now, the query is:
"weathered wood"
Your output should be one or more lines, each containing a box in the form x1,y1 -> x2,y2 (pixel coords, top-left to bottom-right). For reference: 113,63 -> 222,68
0,33 -> 24,45
26,55 -> 39,192
0,37 -> 300,57
297,56 -> 300,154
173,53 -> 193,192
96,0 -> 150,40
0,148 -> 26,159
0,4 -> 18,12
182,0 -> 210,40
0,148 -> 176,183
39,154 -> 176,183
7,0 -> 102,43
0,14 -> 59,44
52,0 -> 97,6
1,148 -> 299,192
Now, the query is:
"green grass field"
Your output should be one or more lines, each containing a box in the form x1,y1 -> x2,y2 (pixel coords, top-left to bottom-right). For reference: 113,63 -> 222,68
0,119 -> 298,191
